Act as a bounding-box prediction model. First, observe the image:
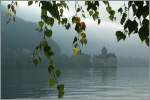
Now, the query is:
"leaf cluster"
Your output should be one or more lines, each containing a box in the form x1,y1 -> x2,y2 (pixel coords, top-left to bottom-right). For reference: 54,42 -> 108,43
117,1 -> 149,46
85,1 -> 101,24
103,1 -> 116,21
6,1 -> 17,23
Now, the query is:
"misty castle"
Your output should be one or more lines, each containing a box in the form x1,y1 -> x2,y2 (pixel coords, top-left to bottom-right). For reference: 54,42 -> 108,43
93,47 -> 117,67
56,47 -> 117,69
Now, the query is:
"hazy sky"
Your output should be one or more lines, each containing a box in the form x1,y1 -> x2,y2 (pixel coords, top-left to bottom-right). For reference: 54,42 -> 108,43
1,1 -> 149,60
2,1 -> 124,22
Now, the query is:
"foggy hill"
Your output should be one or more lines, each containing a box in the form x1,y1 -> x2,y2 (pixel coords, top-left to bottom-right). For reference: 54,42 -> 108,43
1,7 -> 61,70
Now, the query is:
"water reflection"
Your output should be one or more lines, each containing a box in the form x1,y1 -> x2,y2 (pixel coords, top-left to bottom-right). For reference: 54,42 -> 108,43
61,66 -> 118,96
2,64 -> 118,98
2,63 -> 149,99
2,62 -> 51,98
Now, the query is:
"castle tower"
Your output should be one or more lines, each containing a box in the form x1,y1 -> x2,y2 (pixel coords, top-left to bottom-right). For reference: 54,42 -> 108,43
101,47 -> 107,55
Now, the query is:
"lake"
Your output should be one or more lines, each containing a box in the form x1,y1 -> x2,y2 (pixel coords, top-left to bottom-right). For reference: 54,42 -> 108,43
2,65 -> 149,100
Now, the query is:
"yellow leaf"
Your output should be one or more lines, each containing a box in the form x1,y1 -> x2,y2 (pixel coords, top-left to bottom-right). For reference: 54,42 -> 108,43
73,48 -> 79,56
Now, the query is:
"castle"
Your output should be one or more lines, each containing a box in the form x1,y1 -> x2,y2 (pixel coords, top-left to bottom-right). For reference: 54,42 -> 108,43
55,47 -> 117,69
93,47 -> 117,67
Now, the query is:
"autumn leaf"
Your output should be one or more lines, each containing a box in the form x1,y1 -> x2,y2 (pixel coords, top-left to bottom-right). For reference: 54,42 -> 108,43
80,22 -> 86,30
73,48 -> 79,56
75,16 -> 81,23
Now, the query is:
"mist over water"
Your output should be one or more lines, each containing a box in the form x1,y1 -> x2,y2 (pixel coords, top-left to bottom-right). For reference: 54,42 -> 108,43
2,66 -> 149,100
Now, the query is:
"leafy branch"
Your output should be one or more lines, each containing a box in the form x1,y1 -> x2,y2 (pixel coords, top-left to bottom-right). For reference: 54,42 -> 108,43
5,1 -> 149,98
117,1 -> 149,46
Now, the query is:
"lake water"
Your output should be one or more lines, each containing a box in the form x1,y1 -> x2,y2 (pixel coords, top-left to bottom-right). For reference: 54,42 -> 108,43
2,66 -> 149,100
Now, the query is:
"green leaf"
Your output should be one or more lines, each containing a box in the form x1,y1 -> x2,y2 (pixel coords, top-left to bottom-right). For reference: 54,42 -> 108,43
77,8 -> 81,12
98,19 -> 101,24
57,84 -> 64,98
139,26 -> 149,42
44,48 -> 54,59
142,19 -> 149,27
75,23 -> 81,33
82,14 -> 86,18
80,37 -> 87,46
109,10 -> 115,16
146,1 -> 149,6
84,38 -> 87,45
87,2 -> 92,11
74,43 -> 78,48
103,1 -> 109,5
89,10 -> 93,16
142,5 -> 149,18
28,1 -> 33,6
44,29 -> 52,37
48,65 -> 54,73
60,8 -> 63,16
80,38 -> 84,46
7,4 -> 11,9
116,31 -> 126,41
55,69 -> 61,78
132,20 -> 138,33
109,15 -> 114,21
48,79 -> 57,86
33,57 -> 41,66
41,40 -> 48,48
41,9 -> 47,17
73,36 -> 77,44
38,21 -> 44,28
35,43 -> 42,51
92,11 -> 99,20
58,90 -> 64,98
62,18 -> 68,24
106,6 -> 112,13
124,19 -> 131,29
72,16 -> 76,23
15,2 -> 17,6
47,17 -> 54,26
136,7 -> 142,19
85,1 -> 89,5
125,20 -> 138,34
42,40 -> 54,60
65,23 -> 70,30
124,19 -> 138,34
81,32 -> 86,38
134,1 -> 144,8
128,1 -> 133,8
57,84 -> 64,92
11,5 -> 15,13
132,4 -> 137,16
92,5 -> 97,11
145,38 -> 149,46
118,7 -> 123,14
120,13 -> 127,25
95,1 -> 99,7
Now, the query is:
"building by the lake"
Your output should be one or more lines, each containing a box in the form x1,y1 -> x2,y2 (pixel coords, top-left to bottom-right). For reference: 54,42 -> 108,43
93,47 -> 117,67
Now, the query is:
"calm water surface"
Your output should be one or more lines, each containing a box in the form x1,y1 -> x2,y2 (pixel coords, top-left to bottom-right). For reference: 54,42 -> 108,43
2,66 -> 149,100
